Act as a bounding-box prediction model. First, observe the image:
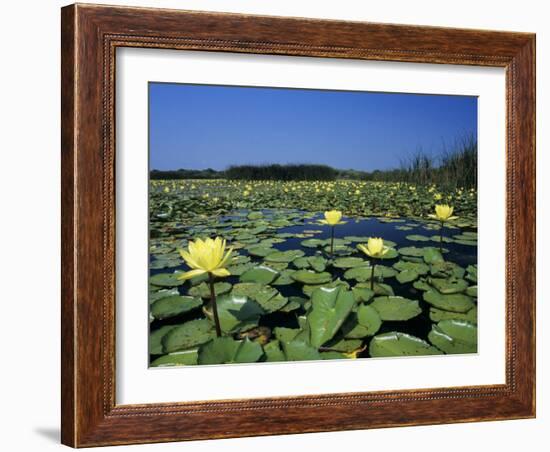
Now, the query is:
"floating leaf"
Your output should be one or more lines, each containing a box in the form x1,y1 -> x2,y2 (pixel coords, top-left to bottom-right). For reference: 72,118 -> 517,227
332,257 -> 366,269
198,337 -> 264,364
429,277 -> 469,294
150,349 -> 198,367
281,339 -> 321,361
371,296 -> 422,321
265,249 -> 305,263
406,234 -> 431,242
423,247 -> 445,264
369,332 -> 442,357
396,269 -> 419,283
307,286 -> 356,348
291,270 -> 332,285
214,293 -> 264,333
188,282 -> 232,299
151,295 -> 202,320
149,272 -> 185,287
423,290 -> 474,313
162,319 -> 215,353
429,306 -> 477,324
149,325 -> 177,355
240,265 -> 279,284
428,320 -> 477,354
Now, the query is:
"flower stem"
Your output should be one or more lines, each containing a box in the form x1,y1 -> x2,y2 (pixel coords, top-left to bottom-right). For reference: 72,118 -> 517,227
439,220 -> 444,254
330,226 -> 335,257
370,260 -> 376,291
208,272 -> 222,337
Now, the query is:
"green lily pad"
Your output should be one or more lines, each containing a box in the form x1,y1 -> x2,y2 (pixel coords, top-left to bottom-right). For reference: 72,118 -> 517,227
398,246 -> 425,257
429,277 -> 469,294
149,325 -> 177,355
149,272 -> 185,287
162,319 -> 215,353
396,269 -> 419,283
281,339 -> 322,361
263,340 -> 286,362
307,286 -> 356,348
265,249 -> 305,263
466,285 -> 478,297
428,320 -> 477,354
271,269 -> 296,286
423,247 -> 445,264
291,270 -> 332,285
151,295 -> 202,320
302,278 -> 349,297
198,337 -> 264,364
370,296 -> 422,321
356,305 -> 382,337
214,293 -> 265,333
246,245 -> 275,257
393,260 -> 429,275
352,286 -> 375,303
307,256 -> 328,272
369,332 -> 442,357
332,257 -> 367,269
406,234 -> 431,242
149,288 -> 179,304
343,265 -> 397,282
240,265 -> 279,284
188,282 -> 232,299
429,306 -> 477,324
150,349 -> 198,367
423,290 -> 474,313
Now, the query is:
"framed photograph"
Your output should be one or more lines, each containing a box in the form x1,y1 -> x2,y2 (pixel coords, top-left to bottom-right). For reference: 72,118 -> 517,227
61,3 -> 536,447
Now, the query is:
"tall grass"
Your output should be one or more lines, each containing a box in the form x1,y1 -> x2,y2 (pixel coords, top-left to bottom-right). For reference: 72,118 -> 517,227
363,135 -> 477,189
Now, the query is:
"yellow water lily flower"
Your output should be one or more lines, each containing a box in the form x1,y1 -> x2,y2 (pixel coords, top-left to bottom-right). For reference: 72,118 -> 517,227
177,237 -> 233,280
320,210 -> 346,226
343,345 -> 367,359
358,237 -> 389,258
434,193 -> 442,201
429,204 -> 458,222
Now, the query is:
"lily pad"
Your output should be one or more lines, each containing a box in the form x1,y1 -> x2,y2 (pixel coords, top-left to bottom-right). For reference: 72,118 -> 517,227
265,249 -> 305,263
214,293 -> 265,333
429,306 -> 477,324
150,349 -> 198,367
281,339 -> 322,361
240,265 -> 279,284
188,282 -> 232,299
423,290 -> 475,313
291,270 -> 332,285
396,269 -> 419,283
332,257 -> 367,269
307,286 -> 356,348
151,295 -> 202,320
162,319 -> 215,353
149,325 -> 177,355
198,337 -> 264,364
370,296 -> 422,321
429,277 -> 469,294
428,320 -> 477,354
406,234 -> 431,242
343,265 -> 397,282
369,332 -> 442,357
149,272 -> 185,287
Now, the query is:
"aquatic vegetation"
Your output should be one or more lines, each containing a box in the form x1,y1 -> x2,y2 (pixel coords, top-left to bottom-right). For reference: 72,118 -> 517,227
148,179 -> 478,366
177,237 -> 233,336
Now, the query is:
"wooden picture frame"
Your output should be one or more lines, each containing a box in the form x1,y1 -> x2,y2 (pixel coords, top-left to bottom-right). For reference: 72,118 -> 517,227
61,3 -> 536,447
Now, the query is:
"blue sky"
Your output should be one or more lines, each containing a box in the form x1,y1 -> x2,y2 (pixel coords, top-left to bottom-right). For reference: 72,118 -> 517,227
149,83 -> 477,171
